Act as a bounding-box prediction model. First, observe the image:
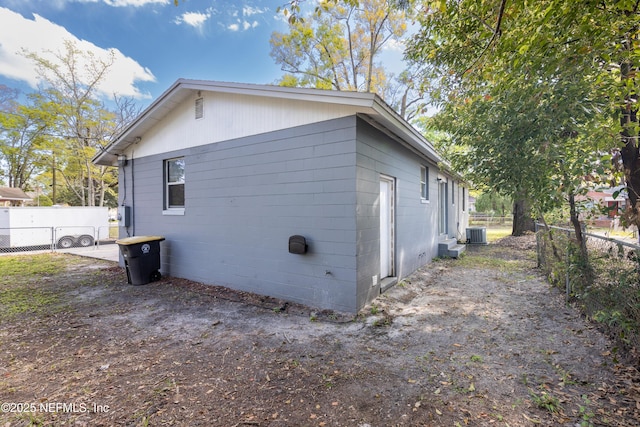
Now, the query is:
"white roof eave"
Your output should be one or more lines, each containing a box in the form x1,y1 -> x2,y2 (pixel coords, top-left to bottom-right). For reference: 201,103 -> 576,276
94,79 -> 442,168
368,97 -> 442,165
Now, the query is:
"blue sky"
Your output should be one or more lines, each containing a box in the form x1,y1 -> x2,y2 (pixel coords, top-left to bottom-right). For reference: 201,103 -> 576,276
0,0 -> 406,108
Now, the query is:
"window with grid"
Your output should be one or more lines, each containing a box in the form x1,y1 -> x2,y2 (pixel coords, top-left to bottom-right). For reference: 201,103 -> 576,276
165,157 -> 185,210
420,165 -> 429,201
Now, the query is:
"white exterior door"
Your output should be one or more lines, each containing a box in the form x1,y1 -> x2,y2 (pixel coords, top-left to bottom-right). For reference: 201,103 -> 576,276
438,179 -> 448,235
380,176 -> 395,279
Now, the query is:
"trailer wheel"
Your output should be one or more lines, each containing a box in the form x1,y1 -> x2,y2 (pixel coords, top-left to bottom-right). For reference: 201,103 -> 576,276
78,235 -> 94,247
57,236 -> 75,249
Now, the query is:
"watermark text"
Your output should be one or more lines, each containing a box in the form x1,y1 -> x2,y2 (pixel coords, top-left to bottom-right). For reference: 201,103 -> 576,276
1,401 -> 110,414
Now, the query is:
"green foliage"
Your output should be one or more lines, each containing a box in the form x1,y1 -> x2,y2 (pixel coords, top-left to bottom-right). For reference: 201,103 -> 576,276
269,0 -> 426,120
270,0 -> 408,93
9,40 -> 138,207
405,0 -> 630,222
537,227 -> 640,350
474,192 -> 511,215
530,388 -> 562,414
33,194 -> 53,206
0,92 -> 59,189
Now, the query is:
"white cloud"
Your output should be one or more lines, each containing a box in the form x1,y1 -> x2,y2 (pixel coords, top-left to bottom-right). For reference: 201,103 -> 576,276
2,0 -> 169,8
383,38 -> 405,53
59,0 -> 170,6
242,6 -> 266,17
174,10 -> 210,29
102,0 -> 169,6
242,20 -> 259,30
227,20 -> 259,32
0,7 -> 155,99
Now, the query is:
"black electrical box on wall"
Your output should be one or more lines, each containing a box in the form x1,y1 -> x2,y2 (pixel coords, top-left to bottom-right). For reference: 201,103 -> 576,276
288,235 -> 307,254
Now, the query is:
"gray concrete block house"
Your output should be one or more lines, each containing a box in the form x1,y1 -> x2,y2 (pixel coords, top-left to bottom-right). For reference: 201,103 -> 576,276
94,79 -> 469,313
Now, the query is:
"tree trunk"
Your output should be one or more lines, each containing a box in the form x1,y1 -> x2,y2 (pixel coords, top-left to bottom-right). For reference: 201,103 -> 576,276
51,155 -> 57,205
539,215 -> 562,263
568,192 -> 589,263
619,30 -> 640,241
512,198 -> 535,236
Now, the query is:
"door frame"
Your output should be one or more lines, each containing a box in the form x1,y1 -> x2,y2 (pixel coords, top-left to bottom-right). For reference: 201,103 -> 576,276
379,175 -> 396,279
438,175 -> 448,236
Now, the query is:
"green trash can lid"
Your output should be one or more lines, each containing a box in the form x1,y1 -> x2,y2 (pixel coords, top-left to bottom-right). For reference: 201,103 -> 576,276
116,235 -> 165,245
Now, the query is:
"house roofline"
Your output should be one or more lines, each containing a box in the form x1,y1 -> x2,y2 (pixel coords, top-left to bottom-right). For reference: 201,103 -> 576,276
93,79 -> 441,166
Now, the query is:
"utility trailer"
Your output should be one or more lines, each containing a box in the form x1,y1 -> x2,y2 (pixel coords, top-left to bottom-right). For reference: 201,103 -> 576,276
0,206 -> 109,249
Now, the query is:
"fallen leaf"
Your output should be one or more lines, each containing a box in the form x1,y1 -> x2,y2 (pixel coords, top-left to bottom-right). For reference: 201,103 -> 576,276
436,409 -> 442,415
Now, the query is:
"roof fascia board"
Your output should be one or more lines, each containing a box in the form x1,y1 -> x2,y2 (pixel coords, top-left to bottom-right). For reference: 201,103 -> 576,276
94,79 -> 379,166
369,96 -> 442,163
179,79 -> 377,107
366,95 -> 466,183
93,79 -> 187,165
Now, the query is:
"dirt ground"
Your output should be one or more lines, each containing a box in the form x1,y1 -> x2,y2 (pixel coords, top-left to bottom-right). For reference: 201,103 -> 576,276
1,236 -> 639,426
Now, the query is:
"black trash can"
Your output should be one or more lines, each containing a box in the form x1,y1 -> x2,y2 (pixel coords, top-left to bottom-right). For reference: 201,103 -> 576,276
116,235 -> 165,285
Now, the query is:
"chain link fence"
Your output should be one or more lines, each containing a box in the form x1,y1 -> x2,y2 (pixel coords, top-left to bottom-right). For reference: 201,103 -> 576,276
536,223 -> 640,351
0,225 -> 118,254
470,214 -> 512,226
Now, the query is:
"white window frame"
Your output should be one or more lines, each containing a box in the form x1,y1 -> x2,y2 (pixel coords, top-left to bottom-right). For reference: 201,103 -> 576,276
420,165 -> 429,202
452,181 -> 455,205
462,187 -> 467,212
164,157 -> 185,215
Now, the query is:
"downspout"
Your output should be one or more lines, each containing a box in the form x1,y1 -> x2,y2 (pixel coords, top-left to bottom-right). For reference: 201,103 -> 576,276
118,151 -> 134,237
131,152 -> 135,236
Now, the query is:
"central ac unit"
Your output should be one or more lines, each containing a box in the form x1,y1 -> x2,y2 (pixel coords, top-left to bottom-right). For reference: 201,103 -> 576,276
466,227 -> 488,245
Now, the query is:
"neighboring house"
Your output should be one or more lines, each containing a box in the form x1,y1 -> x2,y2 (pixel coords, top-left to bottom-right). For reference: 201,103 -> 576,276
0,187 -> 31,207
581,187 -> 628,228
94,79 -> 468,313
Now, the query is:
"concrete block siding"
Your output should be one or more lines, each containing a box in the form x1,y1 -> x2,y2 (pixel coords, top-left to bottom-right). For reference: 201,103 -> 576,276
355,118 -> 440,309
123,116 -> 359,312
120,115 -> 457,313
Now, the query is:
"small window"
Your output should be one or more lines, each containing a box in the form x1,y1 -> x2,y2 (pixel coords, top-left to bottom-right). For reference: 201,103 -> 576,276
452,181 -> 455,204
165,157 -> 185,210
195,97 -> 204,119
462,187 -> 466,211
420,165 -> 429,200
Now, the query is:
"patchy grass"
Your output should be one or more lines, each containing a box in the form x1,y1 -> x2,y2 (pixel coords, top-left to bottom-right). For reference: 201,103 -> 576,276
0,253 -> 71,282
0,287 -> 60,319
486,225 -> 512,242
0,240 -> 637,426
457,246 -> 535,271
0,254 -> 73,320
